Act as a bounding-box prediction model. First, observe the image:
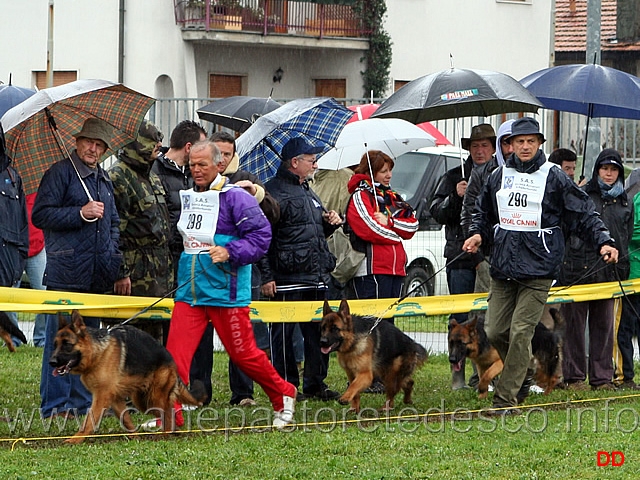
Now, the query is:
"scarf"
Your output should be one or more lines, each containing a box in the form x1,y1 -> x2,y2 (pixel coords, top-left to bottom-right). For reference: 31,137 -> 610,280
598,178 -> 625,200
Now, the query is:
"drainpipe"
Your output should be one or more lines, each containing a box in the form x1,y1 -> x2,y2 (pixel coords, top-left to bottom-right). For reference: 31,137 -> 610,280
583,0 -> 601,179
118,0 -> 125,83
46,0 -> 54,88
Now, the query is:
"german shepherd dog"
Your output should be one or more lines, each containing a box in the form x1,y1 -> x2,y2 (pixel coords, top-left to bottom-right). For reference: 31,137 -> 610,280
319,299 -> 428,413
448,308 -> 563,400
0,311 -> 28,352
49,310 -> 206,444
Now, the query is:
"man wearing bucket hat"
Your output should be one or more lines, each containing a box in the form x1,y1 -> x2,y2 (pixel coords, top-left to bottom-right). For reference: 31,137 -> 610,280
463,117 -> 619,414
430,123 -> 496,390
33,117 -> 123,420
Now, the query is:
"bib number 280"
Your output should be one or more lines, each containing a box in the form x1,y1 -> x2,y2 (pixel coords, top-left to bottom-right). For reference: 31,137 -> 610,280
507,192 -> 528,208
186,213 -> 203,230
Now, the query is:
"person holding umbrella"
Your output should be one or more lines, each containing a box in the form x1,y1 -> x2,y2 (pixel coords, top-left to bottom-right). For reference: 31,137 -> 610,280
463,117 -> 619,414
260,137 -> 343,402
33,118 -> 123,420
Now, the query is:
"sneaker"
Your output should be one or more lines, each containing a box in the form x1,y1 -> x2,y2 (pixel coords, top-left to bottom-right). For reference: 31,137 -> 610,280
273,393 -> 296,429
592,382 -> 618,391
238,398 -> 257,407
619,380 -> 640,390
529,385 -> 544,394
141,409 -> 185,429
182,404 -> 198,411
565,380 -> 589,391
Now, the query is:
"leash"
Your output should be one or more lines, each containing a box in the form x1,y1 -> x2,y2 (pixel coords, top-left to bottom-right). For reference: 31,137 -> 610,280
114,251 -> 220,328
367,249 -> 468,335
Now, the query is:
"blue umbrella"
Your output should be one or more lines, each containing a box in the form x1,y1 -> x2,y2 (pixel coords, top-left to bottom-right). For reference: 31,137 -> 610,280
520,63 -> 640,177
237,97 -> 353,183
520,63 -> 640,120
0,77 -> 36,118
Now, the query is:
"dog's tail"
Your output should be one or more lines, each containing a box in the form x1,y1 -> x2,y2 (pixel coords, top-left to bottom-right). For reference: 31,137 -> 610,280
548,307 -> 565,338
415,343 -> 429,367
0,312 -> 28,345
175,378 -> 207,407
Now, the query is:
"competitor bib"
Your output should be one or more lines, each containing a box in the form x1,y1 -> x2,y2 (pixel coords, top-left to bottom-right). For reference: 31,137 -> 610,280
178,189 -> 222,253
497,162 -> 553,231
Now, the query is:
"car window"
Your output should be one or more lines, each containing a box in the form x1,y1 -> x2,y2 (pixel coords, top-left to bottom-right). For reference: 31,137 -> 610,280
392,152 -> 441,205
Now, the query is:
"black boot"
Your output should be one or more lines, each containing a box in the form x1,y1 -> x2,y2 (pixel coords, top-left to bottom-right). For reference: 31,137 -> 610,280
516,368 -> 535,404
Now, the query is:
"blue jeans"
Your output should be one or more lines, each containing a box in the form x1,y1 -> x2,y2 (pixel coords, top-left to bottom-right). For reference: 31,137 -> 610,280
446,267 -> 476,324
8,248 -> 47,346
40,313 -> 100,418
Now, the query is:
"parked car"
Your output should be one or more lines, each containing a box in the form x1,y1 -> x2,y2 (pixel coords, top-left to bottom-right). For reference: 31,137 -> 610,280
392,146 -> 466,297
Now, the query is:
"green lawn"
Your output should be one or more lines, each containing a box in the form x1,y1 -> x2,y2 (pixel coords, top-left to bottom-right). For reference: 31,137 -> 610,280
0,346 -> 639,479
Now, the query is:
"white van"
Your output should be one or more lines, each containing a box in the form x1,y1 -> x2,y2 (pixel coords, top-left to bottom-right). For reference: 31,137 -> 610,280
392,146 -> 466,297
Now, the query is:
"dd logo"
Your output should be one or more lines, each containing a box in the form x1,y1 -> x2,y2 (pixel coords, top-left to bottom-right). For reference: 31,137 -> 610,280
597,451 -> 625,467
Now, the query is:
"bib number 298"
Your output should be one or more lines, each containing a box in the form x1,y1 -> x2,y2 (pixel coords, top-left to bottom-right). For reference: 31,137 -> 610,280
186,213 -> 203,230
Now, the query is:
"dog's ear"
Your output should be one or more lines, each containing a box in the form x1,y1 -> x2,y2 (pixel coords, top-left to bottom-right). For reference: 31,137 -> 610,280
57,313 -> 69,331
450,319 -> 459,327
71,310 -> 86,333
323,299 -> 333,317
338,299 -> 350,317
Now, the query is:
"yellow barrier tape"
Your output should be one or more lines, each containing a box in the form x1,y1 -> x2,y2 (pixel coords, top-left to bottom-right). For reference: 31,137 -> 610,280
2,278 -> 639,322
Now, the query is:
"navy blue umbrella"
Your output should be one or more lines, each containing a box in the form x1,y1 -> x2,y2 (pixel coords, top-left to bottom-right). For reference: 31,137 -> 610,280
520,63 -> 640,121
236,97 -> 353,183
521,63 -> 640,177
0,78 -> 36,119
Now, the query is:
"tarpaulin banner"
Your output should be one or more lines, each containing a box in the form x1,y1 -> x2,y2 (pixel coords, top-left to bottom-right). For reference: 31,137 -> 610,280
2,279 -> 639,322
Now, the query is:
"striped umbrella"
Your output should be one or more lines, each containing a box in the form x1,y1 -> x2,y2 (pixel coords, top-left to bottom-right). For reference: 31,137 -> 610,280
0,79 -> 155,194
237,97 -> 353,183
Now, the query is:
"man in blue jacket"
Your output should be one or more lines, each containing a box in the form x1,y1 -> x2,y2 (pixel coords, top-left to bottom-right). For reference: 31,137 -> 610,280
33,118 -> 123,420
463,117 -> 618,414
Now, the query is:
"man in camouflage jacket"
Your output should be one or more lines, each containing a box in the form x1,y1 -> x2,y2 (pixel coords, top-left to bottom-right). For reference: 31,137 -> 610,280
108,120 -> 172,341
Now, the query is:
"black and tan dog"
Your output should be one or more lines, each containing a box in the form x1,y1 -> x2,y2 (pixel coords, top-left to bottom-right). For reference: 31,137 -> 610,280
0,311 -> 28,352
319,299 -> 428,413
449,308 -> 563,399
49,310 -> 206,444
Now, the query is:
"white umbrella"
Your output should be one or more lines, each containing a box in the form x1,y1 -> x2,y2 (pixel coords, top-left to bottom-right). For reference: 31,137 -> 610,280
317,118 -> 436,170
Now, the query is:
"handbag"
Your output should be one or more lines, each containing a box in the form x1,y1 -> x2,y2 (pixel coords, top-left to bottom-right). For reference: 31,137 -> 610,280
327,224 -> 366,284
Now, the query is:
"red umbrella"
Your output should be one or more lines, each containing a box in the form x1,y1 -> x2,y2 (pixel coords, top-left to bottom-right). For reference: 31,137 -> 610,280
347,104 -> 451,145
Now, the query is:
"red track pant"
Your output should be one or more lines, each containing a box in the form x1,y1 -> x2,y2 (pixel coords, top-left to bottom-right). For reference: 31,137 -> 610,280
167,302 -> 296,411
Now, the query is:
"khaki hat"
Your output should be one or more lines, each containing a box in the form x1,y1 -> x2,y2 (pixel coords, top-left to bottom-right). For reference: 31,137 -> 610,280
73,118 -> 113,150
461,123 -> 496,151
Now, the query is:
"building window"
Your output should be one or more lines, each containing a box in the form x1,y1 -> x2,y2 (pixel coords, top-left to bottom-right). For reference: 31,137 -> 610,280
34,71 -> 78,89
315,79 -> 346,100
209,74 -> 245,98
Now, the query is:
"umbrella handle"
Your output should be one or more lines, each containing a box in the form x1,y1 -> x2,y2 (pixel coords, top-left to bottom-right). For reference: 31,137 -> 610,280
364,147 -> 379,212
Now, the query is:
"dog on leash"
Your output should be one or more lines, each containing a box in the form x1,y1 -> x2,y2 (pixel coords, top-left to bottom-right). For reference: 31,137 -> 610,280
0,311 -> 28,352
49,310 -> 206,444
448,308 -> 563,399
319,299 -> 428,413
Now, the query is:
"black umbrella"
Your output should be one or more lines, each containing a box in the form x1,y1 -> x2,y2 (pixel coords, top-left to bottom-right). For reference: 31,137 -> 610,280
197,95 -> 281,132
372,68 -> 543,123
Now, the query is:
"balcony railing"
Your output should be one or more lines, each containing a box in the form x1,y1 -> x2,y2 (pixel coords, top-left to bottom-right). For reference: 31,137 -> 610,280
173,0 -> 369,39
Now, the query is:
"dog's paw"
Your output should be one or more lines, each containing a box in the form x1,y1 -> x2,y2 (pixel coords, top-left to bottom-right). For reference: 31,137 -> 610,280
338,397 -> 350,406
64,436 -> 85,445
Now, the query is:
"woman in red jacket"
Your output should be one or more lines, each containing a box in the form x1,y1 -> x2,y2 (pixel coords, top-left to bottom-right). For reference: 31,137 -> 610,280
346,150 -> 418,305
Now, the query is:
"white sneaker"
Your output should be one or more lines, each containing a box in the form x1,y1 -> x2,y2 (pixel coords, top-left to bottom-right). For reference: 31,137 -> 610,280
273,393 -> 296,429
529,384 -> 544,394
141,418 -> 160,429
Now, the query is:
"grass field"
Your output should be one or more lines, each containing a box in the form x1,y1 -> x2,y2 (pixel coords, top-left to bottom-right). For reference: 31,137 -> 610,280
0,345 -> 639,479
